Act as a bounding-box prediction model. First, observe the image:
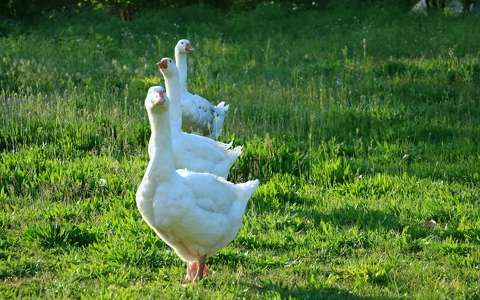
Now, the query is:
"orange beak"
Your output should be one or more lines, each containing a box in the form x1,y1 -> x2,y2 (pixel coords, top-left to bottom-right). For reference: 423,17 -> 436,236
157,58 -> 168,69
185,43 -> 193,52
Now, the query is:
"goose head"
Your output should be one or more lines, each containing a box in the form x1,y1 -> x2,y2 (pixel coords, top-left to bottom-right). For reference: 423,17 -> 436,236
175,39 -> 194,54
145,86 -> 168,112
157,57 -> 179,78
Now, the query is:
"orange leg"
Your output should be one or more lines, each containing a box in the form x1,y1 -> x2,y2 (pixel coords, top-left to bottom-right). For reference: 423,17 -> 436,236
186,262 -> 197,282
194,255 -> 207,282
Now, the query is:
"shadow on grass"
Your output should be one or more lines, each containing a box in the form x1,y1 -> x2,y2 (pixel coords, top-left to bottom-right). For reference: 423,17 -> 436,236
296,205 -> 404,232
314,205 -> 403,232
254,191 -> 407,233
293,204 -> 434,243
251,281 -> 401,300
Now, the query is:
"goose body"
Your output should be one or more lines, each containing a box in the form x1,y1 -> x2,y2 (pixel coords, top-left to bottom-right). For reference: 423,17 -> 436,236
136,85 -> 259,282
155,58 -> 240,178
175,39 -> 229,139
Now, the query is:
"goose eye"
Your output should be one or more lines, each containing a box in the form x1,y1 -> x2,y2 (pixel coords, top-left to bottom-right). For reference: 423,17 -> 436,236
181,42 -> 184,45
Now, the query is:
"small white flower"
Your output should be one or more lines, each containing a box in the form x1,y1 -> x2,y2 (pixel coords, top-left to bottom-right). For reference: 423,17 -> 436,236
99,178 -> 107,187
425,219 -> 437,229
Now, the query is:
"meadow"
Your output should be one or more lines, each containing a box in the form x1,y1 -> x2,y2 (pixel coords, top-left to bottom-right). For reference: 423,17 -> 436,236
1,4 -> 480,299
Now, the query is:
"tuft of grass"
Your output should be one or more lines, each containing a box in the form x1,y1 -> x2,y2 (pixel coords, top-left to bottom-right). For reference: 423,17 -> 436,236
25,221 -> 98,249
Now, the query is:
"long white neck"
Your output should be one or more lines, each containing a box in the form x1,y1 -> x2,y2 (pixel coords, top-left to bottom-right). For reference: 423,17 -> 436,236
145,107 -> 176,181
164,72 -> 183,133
175,49 -> 188,93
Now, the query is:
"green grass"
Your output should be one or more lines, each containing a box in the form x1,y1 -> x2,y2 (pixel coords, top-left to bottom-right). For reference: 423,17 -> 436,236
1,4 -> 480,299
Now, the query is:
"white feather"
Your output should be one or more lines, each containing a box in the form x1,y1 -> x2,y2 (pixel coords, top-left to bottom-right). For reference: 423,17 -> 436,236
156,57 -> 240,178
175,39 -> 229,139
137,87 -> 259,265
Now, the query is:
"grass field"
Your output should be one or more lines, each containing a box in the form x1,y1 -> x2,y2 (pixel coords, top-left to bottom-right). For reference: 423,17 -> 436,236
1,4 -> 480,299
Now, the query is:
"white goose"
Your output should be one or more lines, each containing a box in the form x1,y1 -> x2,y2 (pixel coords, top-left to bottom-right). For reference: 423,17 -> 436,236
155,58 -> 240,178
136,86 -> 259,282
175,39 -> 229,139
